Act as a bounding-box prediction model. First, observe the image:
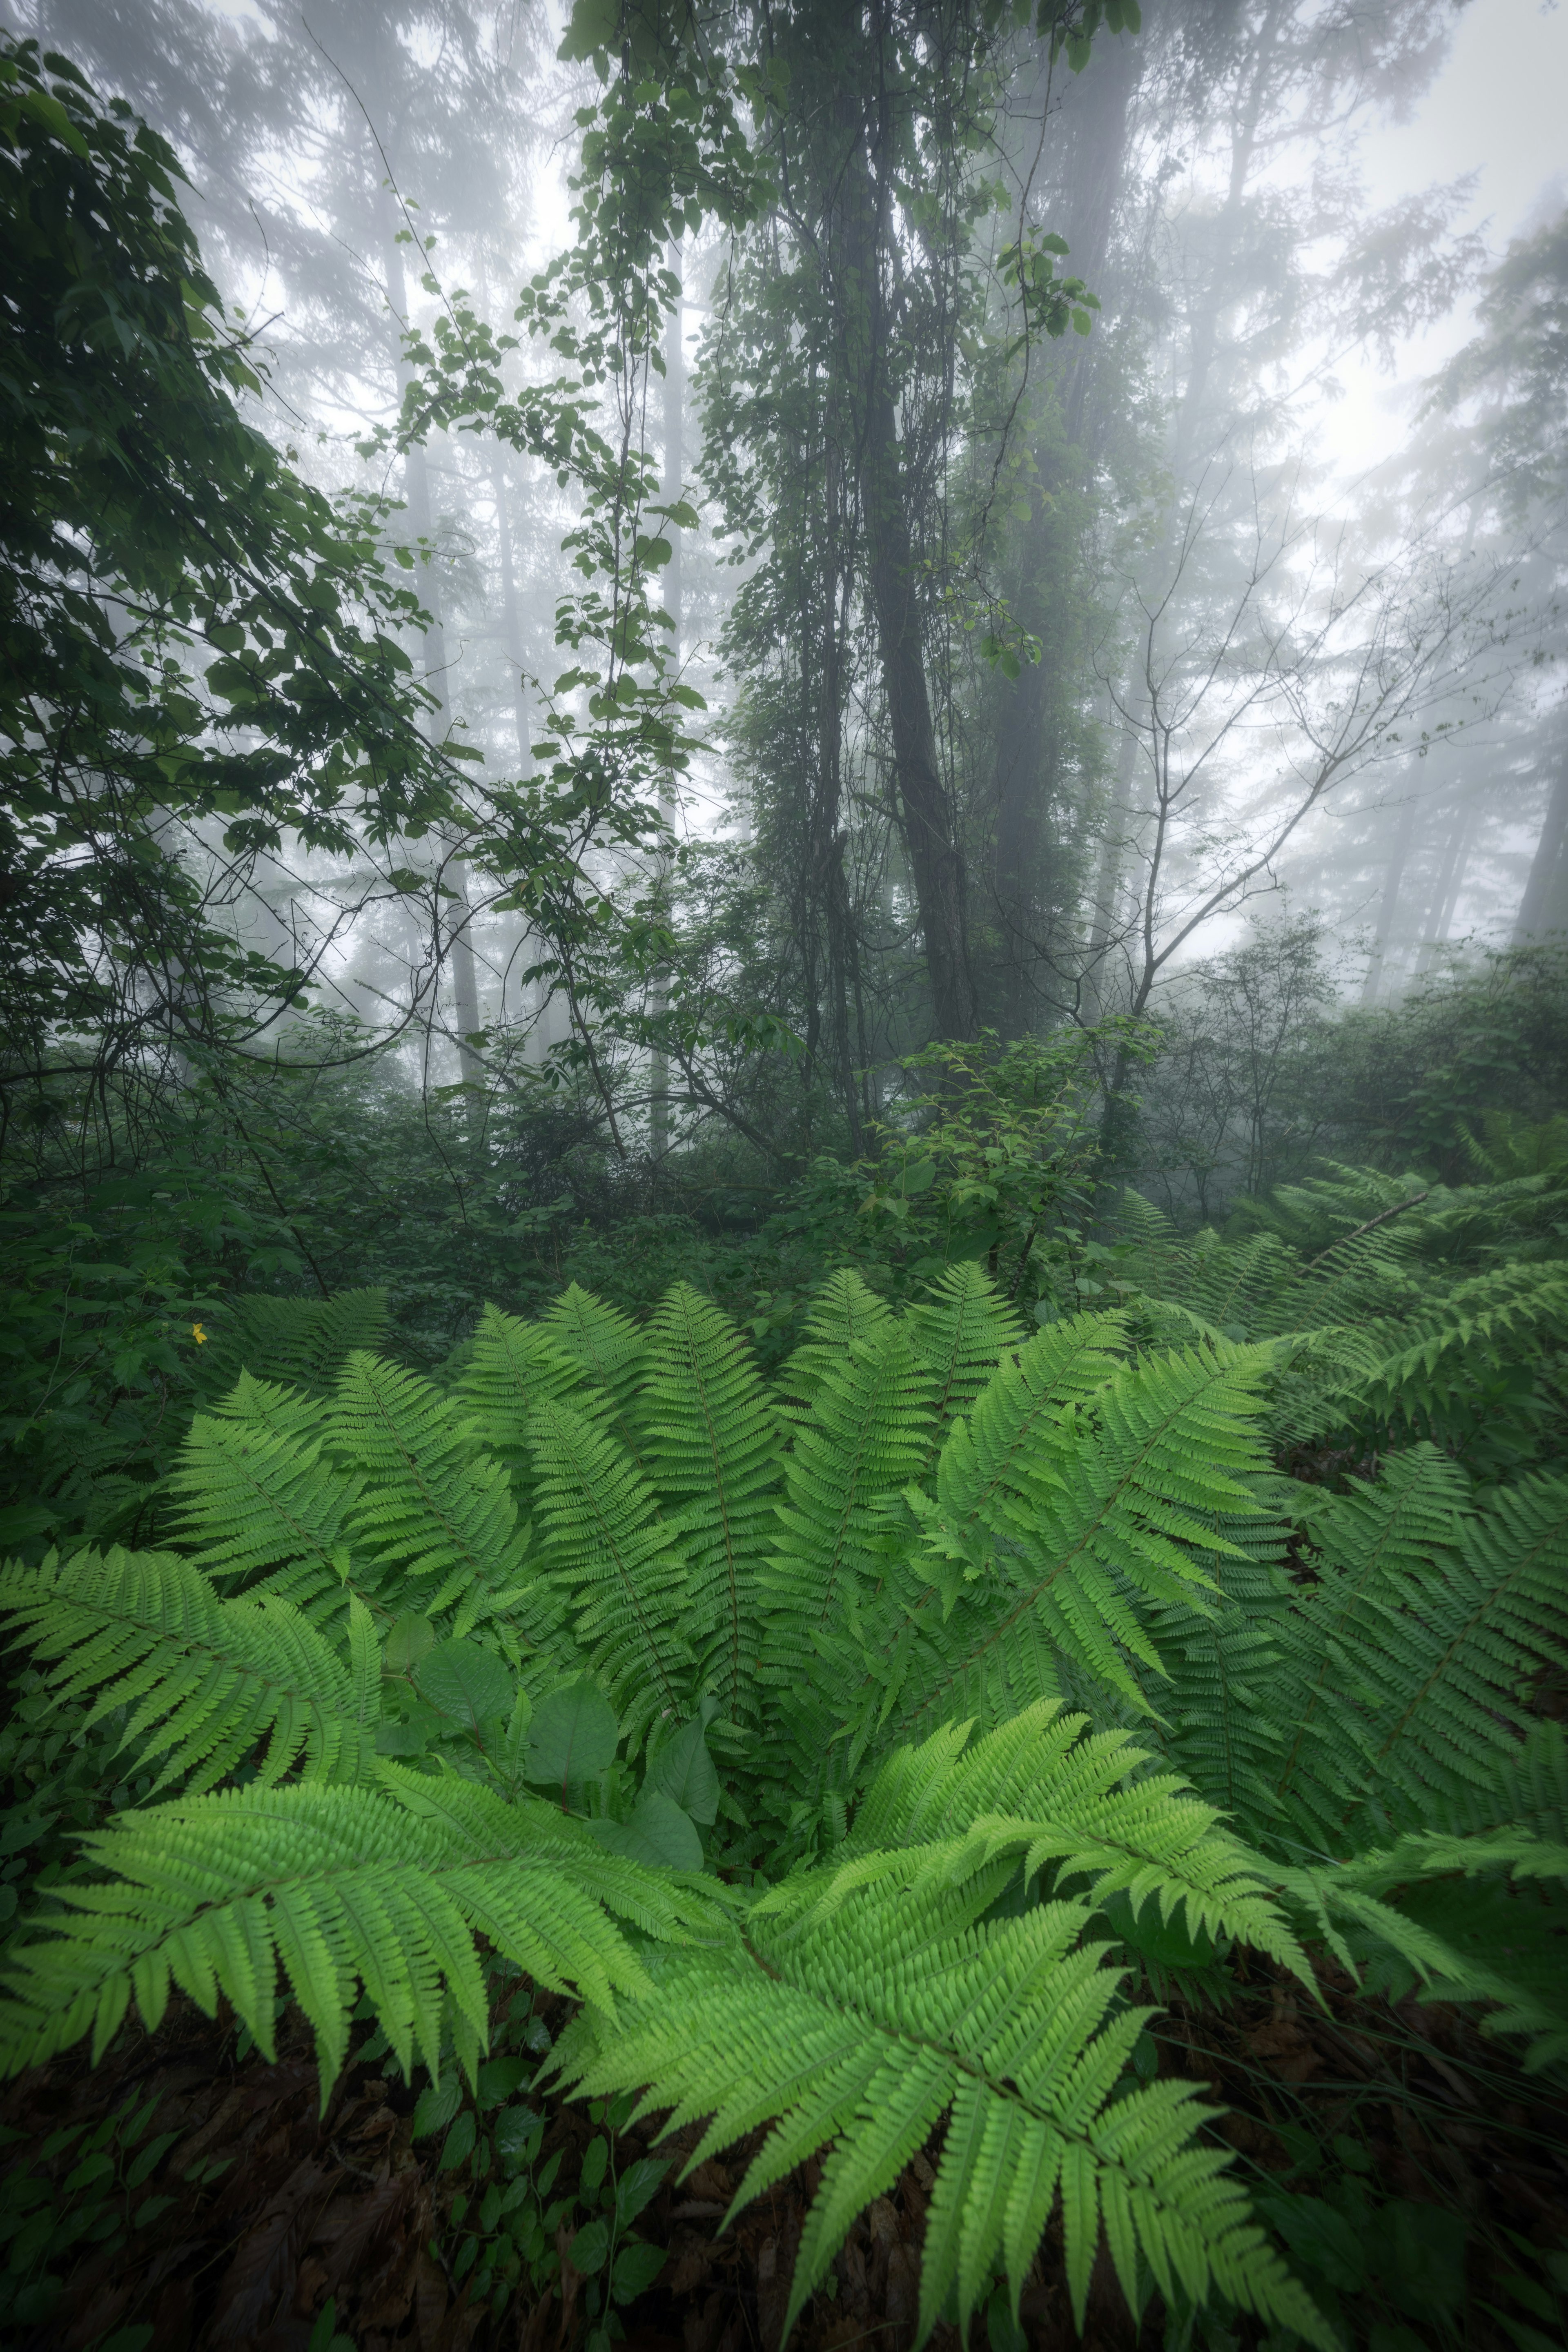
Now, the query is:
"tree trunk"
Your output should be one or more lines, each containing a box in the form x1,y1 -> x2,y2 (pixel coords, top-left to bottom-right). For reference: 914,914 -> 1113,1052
1515,762 -> 1568,944
384,226 -> 483,1095
1361,786 -> 1419,1006
1414,802 -> 1473,972
991,32 -> 1140,1033
650,242 -> 682,1157
838,123 -> 977,1042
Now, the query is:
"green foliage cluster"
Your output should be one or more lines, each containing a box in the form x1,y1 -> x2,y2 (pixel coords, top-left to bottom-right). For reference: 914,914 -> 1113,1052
0,1203 -> 1563,2347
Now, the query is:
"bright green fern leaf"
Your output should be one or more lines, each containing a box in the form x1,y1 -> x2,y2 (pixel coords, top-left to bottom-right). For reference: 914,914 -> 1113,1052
528,1394 -> 694,1737
0,1770 -> 720,2100
0,1547 -> 376,1795
638,1283 -> 781,1721
329,1352 -> 550,1642
552,1855 -> 1332,2350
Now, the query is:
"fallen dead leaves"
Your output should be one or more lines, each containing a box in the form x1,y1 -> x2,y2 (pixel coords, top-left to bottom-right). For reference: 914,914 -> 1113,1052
0,1953 -> 1564,2352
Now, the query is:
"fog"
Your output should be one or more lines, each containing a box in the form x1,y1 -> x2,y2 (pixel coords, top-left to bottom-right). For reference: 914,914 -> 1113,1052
6,0 -> 1565,1203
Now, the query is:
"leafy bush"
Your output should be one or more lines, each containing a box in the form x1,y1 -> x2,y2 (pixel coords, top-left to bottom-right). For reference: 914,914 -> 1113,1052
0,1245 -> 1564,2346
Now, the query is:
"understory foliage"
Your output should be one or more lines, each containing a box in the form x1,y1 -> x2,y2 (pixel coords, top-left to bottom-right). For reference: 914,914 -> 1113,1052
1,1184 -> 1565,2348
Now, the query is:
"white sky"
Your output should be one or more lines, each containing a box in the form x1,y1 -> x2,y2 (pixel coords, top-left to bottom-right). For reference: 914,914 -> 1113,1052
1314,0 -> 1568,480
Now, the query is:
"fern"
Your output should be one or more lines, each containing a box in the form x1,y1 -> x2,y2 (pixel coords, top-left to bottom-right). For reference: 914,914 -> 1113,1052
761,1317 -> 931,1724
172,1391 -> 362,1618
7,1253 -> 1565,2344
904,1261 -> 1026,1454
637,1283 -> 780,1721
552,1713 -> 1333,2350
195,1287 -> 390,1403
329,1352 -> 545,1640
868,1337 -> 1275,1733
528,1394 -> 694,1736
0,1770 -> 721,2097
0,1546 -> 378,1796
1263,1450 -> 1568,1849
455,1302 -> 588,1506
774,1265 -> 892,1420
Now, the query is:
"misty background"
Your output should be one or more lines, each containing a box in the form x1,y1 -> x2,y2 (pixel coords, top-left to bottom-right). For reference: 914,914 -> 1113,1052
4,0 -> 1566,1254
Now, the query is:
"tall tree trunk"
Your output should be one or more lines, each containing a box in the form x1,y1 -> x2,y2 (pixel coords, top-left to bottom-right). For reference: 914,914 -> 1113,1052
1361,785 -> 1420,1005
650,242 -> 683,1157
1414,802 -> 1474,972
838,122 -> 977,1042
384,227 -> 483,1095
1515,762 -> 1568,944
991,32 -> 1139,1033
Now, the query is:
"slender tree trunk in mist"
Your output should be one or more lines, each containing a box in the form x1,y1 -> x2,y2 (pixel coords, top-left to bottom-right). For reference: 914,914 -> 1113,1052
650,242 -> 682,1157
490,451 -> 530,765
992,33 -> 1139,1034
1515,764 -> 1568,944
1080,719 -> 1142,1023
839,120 -> 977,1042
383,227 -> 483,1097
1414,802 -> 1474,971
1361,787 -> 1420,1005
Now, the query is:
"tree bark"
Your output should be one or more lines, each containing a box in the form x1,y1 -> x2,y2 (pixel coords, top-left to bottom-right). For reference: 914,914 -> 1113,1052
838,121 -> 977,1042
990,33 -> 1139,1034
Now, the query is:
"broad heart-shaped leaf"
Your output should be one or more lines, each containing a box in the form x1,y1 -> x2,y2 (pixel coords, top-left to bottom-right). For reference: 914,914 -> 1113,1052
526,1679 -> 618,1791
385,1612 -> 437,1674
649,1715 -> 721,1825
590,1791 -> 704,1871
416,1639 -> 514,1732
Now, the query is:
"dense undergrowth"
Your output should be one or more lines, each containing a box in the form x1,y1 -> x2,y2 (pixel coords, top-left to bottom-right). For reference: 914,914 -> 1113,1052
0,1160 -> 1564,2352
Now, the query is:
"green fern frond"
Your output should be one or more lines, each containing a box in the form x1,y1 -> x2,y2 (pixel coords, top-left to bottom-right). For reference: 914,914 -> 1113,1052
879,1340 -> 1274,1733
455,1304 -> 588,1503
172,1406 -> 361,1619
905,1263 -> 1026,1453
329,1353 -> 547,1641
1143,1512 -> 1293,1830
554,1866 -> 1331,2350
0,1547 -> 376,1795
1269,1452 -> 1568,1846
782,1704 -> 1314,1988
775,1268 -> 892,1420
544,1285 -> 646,1417
762,1320 -> 931,1712
638,1283 -> 780,1720
195,1288 -> 390,1403
0,1771 -> 711,2099
1281,1829 -> 1568,2074
528,1395 -> 694,1735
1325,1260 -> 1568,1427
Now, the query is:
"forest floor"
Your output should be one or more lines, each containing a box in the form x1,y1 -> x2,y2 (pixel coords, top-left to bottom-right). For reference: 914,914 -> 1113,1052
2,1951 -> 1564,2352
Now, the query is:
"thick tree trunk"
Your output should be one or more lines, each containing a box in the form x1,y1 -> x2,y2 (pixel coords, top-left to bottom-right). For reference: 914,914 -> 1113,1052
990,37 -> 1138,1033
838,126 -> 977,1042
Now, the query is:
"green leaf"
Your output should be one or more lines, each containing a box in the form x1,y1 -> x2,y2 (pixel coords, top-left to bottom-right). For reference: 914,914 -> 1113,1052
614,2155 -> 668,2229
610,2241 -> 667,2301
648,1717 -> 720,1825
385,1613 -> 437,1674
439,2109 -> 478,2173
411,2076 -> 464,2139
525,1680 -> 619,1789
416,1639 -> 513,1733
570,2215 -> 611,2275
589,1791 -> 704,1871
